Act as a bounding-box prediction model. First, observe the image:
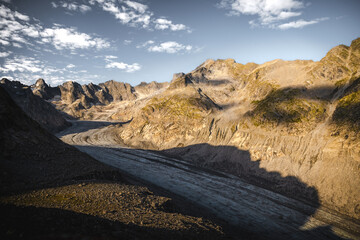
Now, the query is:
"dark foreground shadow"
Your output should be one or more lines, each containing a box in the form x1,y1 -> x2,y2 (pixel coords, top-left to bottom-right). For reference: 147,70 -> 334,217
0,204 -> 224,240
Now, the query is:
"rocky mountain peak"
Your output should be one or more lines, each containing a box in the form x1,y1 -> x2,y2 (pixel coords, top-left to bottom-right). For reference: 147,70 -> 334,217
32,79 -> 60,100
59,81 -> 85,103
35,78 -> 48,89
168,73 -> 193,89
99,80 -> 136,101
0,78 -> 10,85
320,44 -> 349,65
134,81 -> 168,96
350,37 -> 360,51
0,79 -> 70,133
172,73 -> 185,82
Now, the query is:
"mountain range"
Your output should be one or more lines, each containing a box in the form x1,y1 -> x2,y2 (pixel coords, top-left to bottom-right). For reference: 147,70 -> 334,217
1,37 -> 360,234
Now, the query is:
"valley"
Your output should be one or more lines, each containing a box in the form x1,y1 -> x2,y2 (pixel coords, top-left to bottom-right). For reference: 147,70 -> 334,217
58,120 -> 360,239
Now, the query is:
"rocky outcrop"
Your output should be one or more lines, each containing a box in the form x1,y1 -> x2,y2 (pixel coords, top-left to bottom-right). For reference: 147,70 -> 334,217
168,73 -> 194,90
82,82 -> 111,105
32,78 -> 60,100
0,78 -> 70,133
134,81 -> 168,96
120,85 -> 220,149
49,80 -> 136,119
36,79 -> 167,120
99,80 -> 136,101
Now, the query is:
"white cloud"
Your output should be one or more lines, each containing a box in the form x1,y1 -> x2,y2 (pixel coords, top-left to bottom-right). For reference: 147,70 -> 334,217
125,1 -> 148,13
105,55 -> 118,61
40,26 -> 110,50
0,51 -> 11,57
0,18 -> 35,45
12,42 -> 22,48
14,11 -> 30,21
223,0 -> 303,16
0,56 -> 43,73
91,0 -> 189,31
104,54 -> 141,73
66,63 -> 75,68
218,0 -> 328,29
11,34 -> 27,43
105,61 -> 141,73
124,39 -> 132,45
154,18 -> 187,31
277,17 -> 329,29
147,41 -> 192,54
22,26 -> 40,37
96,0 -> 152,28
260,11 -> 302,24
0,4 -> 31,21
0,39 -> 9,45
136,40 -> 154,48
102,2 -> 119,15
51,2 -> 58,8
51,1 -> 92,14
78,5 -> 91,13
0,5 -> 108,51
0,55 -> 99,86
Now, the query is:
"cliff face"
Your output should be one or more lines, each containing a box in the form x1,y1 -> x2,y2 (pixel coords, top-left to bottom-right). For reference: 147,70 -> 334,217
114,38 -> 360,220
32,78 -> 60,100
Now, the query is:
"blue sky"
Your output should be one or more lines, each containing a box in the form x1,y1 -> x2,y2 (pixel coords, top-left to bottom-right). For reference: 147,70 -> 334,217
0,0 -> 359,86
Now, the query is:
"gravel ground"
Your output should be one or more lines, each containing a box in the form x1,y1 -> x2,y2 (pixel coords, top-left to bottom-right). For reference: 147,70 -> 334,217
0,180 -> 230,240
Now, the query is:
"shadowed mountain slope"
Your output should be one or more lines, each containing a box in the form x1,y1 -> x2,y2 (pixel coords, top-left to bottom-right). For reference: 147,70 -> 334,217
0,85 -> 227,240
0,78 -> 70,133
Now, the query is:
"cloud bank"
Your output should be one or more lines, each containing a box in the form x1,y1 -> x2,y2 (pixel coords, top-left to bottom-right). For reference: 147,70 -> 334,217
88,0 -> 190,32
137,41 -> 193,54
105,61 -> 141,73
218,0 -> 328,29
0,5 -> 110,50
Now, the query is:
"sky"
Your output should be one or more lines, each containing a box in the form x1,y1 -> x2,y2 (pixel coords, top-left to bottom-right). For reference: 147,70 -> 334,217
0,0 -> 359,86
